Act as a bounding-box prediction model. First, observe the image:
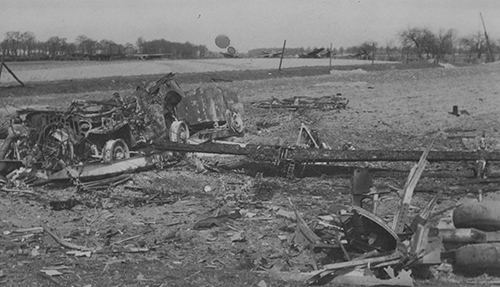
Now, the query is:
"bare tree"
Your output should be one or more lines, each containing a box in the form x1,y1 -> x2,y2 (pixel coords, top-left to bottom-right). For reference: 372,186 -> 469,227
3,31 -> 23,57
399,27 -> 437,61
46,36 -> 67,58
21,31 -> 36,56
435,29 -> 456,63
459,33 -> 485,62
123,42 -> 136,55
75,35 -> 97,55
356,42 -> 377,60
136,37 -> 145,54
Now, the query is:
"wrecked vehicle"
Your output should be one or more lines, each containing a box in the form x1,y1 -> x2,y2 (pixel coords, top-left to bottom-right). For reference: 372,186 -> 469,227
134,72 -> 244,145
0,73 -> 244,177
177,85 -> 244,143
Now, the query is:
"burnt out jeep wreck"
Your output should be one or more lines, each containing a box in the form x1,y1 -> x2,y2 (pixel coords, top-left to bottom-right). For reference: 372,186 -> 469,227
1,73 -> 244,173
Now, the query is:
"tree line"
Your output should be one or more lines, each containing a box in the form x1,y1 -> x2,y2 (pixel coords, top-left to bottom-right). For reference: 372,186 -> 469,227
0,31 -> 209,61
136,37 -> 208,59
339,27 -> 500,63
250,27 -> 499,64
2,27 -> 499,63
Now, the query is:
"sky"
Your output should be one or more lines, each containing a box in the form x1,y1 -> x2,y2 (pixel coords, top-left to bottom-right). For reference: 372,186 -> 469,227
1,0 -> 500,52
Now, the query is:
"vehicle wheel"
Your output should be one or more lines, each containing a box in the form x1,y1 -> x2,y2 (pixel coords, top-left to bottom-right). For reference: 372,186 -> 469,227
102,139 -> 130,163
169,121 -> 190,143
229,112 -> 244,135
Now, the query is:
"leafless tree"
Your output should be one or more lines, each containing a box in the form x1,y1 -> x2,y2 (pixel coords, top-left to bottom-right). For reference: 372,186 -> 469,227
399,27 -> 437,61
459,33 -> 485,62
75,35 -> 97,55
435,29 -> 456,63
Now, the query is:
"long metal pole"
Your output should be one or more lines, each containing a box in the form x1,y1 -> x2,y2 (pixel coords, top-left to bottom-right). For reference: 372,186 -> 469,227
278,40 -> 286,71
154,142 -> 500,163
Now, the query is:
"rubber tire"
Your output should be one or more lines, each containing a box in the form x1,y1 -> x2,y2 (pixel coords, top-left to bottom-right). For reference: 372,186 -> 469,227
169,121 -> 190,143
102,139 -> 130,163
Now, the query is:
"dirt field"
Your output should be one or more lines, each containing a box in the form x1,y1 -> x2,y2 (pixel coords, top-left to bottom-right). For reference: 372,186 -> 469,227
0,58 -> 393,84
1,62 -> 500,286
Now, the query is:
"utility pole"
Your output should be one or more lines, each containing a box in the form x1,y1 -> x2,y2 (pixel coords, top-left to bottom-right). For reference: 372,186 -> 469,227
329,43 -> 333,69
278,40 -> 286,71
0,55 -> 4,79
480,12 -> 494,62
371,42 -> 376,65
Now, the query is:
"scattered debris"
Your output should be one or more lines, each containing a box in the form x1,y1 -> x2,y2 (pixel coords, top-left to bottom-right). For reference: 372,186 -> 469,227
66,250 -> 92,257
276,208 -> 296,221
296,123 -> 330,149
255,120 -> 280,131
343,206 -> 399,253
193,211 -> 241,230
43,226 -> 94,251
290,199 -> 322,248
251,94 -> 348,111
230,231 -> 246,242
329,267 -> 413,286
49,198 -> 81,211
3,226 -> 44,235
40,269 -> 63,276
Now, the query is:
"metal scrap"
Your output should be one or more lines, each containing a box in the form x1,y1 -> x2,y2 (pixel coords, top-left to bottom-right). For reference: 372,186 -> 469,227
252,94 -> 348,111
0,73 -> 245,185
342,206 -> 400,253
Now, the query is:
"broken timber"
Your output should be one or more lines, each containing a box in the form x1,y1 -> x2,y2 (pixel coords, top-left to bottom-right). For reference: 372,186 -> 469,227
392,141 -> 432,233
154,142 -> 500,163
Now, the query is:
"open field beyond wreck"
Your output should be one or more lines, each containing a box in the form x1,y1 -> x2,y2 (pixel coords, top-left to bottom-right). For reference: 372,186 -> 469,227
1,62 -> 500,286
0,58 -> 392,84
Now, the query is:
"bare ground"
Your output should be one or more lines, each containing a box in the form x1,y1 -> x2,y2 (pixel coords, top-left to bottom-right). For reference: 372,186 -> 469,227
1,62 -> 500,286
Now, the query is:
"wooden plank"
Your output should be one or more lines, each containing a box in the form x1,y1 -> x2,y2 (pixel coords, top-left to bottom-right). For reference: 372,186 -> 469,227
392,141 -> 432,233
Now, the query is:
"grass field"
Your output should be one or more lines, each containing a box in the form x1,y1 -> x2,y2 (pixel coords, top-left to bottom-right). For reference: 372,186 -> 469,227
0,58 -> 393,83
